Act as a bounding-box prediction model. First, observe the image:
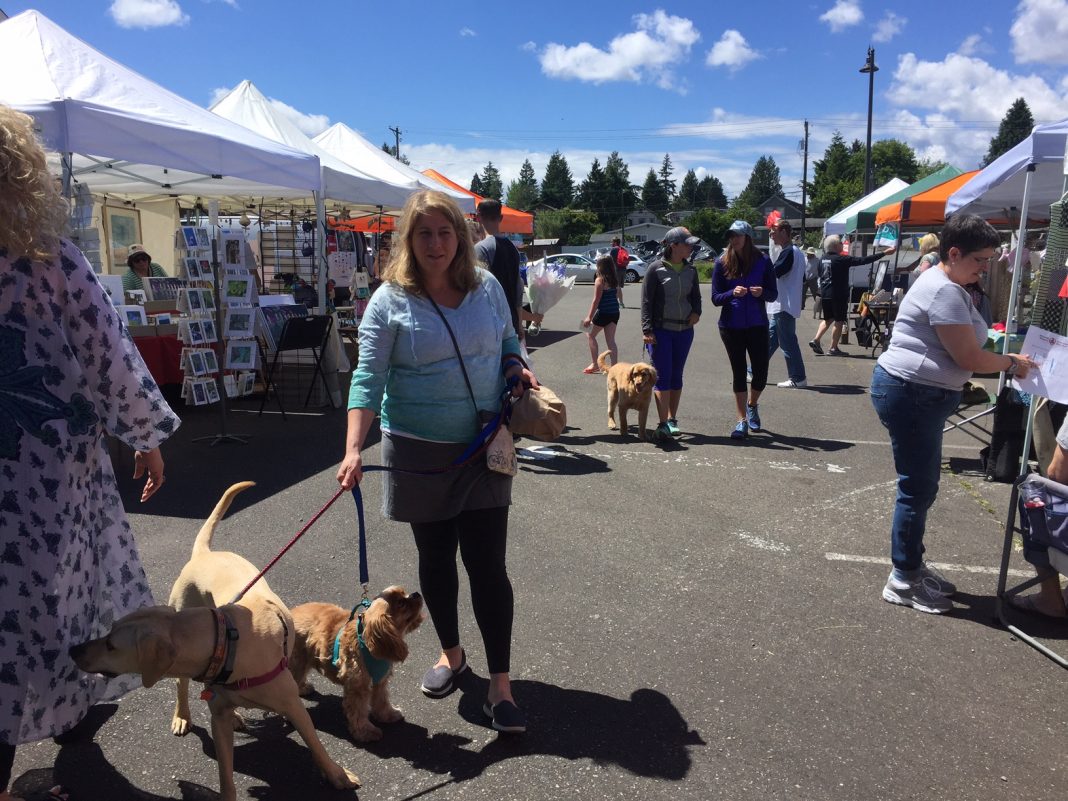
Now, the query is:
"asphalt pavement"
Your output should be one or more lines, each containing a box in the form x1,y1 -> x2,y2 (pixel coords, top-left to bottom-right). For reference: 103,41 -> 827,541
10,285 -> 1068,801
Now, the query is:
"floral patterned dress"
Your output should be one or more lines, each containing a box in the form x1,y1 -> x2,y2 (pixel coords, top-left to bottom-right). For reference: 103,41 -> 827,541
0,239 -> 180,744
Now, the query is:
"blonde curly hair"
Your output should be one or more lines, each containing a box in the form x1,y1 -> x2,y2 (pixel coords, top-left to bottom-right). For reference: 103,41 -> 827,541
0,104 -> 68,261
383,189 -> 480,295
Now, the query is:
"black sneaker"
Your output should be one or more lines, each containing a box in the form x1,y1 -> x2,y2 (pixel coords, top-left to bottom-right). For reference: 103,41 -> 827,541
808,340 -> 823,355
827,347 -> 848,356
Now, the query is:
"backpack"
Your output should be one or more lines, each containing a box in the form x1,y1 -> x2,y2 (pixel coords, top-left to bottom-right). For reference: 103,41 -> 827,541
616,246 -> 629,268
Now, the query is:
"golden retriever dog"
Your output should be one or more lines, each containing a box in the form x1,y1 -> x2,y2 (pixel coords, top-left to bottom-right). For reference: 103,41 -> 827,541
289,587 -> 424,742
598,350 -> 658,440
69,482 -> 359,801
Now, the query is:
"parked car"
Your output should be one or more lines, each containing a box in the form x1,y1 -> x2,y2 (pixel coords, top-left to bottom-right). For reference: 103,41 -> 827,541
530,252 -> 598,283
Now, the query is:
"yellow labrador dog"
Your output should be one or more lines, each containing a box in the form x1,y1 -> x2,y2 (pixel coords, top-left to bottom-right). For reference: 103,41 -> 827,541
598,350 -> 658,440
70,482 -> 359,801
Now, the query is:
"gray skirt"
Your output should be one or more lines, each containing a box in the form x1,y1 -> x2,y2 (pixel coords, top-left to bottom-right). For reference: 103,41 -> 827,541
381,431 -> 512,523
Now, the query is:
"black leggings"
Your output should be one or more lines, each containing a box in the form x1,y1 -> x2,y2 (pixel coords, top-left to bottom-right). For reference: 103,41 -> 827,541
720,325 -> 770,392
412,506 -> 513,674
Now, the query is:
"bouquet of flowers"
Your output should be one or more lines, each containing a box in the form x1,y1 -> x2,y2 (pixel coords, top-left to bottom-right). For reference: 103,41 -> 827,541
525,262 -> 576,336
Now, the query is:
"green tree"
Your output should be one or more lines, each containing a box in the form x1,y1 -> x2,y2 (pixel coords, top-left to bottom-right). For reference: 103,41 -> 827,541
735,156 -> 783,209
855,139 -> 919,188
534,208 -> 601,243
696,175 -> 728,209
916,157 -> 951,179
983,98 -> 1034,167
676,169 -> 700,210
686,202 -> 759,255
808,131 -> 862,217
658,154 -> 676,204
540,151 -> 575,208
575,158 -> 608,221
380,142 -> 410,166
479,162 -> 503,201
470,173 -> 485,195
641,168 -> 670,216
506,159 -> 539,211
602,151 -> 636,230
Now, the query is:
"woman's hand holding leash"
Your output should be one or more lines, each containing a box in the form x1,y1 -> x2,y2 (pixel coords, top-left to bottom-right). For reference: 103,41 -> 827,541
337,451 -> 363,490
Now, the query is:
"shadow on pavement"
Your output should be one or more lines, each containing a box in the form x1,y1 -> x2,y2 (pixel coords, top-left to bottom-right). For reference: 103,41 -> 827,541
805,384 -> 868,396
515,445 -> 611,476
951,591 -> 1068,642
522,329 -> 580,350
681,431 -> 855,453
301,674 -> 704,789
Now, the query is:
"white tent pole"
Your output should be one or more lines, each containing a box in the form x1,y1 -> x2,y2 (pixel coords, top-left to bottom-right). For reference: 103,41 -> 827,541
997,163 -> 1035,394
315,190 -> 327,312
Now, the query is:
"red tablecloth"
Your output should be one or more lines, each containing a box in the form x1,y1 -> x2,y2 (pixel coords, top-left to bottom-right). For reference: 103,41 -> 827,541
134,334 -> 184,386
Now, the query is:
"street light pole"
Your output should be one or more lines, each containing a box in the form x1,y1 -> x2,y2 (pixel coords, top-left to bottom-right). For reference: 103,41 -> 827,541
859,46 -> 878,196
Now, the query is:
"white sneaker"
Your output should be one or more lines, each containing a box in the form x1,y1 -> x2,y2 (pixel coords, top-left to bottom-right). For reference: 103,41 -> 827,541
777,379 -> 808,388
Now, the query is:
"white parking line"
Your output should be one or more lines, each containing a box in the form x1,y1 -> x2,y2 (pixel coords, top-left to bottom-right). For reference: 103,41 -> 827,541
825,552 -> 1029,578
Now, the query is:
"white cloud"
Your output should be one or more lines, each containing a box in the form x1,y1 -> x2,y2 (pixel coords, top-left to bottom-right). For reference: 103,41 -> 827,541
208,86 -> 330,137
521,41 -> 537,52
958,34 -> 982,56
539,10 -> 699,92
705,30 -> 760,71
659,108 -> 801,141
885,51 -> 1068,168
872,12 -> 906,43
1011,0 -> 1068,64
819,0 -> 863,33
460,27 -> 476,37
109,0 -> 189,28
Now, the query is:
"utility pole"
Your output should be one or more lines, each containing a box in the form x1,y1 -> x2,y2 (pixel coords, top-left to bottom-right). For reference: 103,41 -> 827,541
388,125 -> 402,161
800,120 -> 809,239
859,47 -> 878,196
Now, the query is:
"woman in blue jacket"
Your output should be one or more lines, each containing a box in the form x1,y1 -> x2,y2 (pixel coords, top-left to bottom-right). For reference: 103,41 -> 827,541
711,220 -> 778,439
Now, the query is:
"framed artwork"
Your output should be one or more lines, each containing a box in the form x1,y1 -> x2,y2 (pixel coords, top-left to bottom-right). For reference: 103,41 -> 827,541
187,320 -> 205,345
182,226 -> 199,249
201,319 -> 218,344
105,206 -> 142,273
191,380 -> 208,406
223,374 -> 239,398
200,288 -> 216,311
225,339 -> 258,370
117,305 -> 148,327
183,257 -> 201,280
204,379 -> 221,404
196,228 -> 210,248
187,350 -> 207,376
222,233 -> 245,268
224,274 -> 253,306
225,308 -> 255,337
240,371 -> 256,395
203,348 -> 219,373
183,288 -> 202,313
199,260 -> 214,282
144,276 -> 187,302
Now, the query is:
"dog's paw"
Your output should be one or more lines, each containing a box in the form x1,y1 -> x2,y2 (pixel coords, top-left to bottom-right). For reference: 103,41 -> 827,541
325,763 -> 361,790
374,705 -> 404,724
170,715 -> 190,736
350,721 -> 383,742
607,419 -> 618,430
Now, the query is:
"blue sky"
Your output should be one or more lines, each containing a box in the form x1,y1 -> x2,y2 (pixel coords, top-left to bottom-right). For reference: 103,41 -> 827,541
5,1 -> 1068,204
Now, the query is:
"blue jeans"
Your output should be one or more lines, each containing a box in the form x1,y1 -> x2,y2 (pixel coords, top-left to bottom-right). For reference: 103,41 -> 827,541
869,365 -> 962,571
768,312 -> 806,382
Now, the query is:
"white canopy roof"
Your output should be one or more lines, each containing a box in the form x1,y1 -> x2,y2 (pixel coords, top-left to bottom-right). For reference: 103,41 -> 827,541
313,123 -> 476,213
945,116 -> 1068,221
210,81 -> 415,209
823,178 -> 910,236
0,10 -> 321,200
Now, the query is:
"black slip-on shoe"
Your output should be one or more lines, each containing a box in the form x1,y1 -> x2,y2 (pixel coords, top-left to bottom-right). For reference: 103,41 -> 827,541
420,650 -> 468,698
483,699 -> 527,733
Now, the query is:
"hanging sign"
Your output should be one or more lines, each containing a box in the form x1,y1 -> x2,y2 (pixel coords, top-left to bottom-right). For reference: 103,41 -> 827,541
874,222 -> 899,249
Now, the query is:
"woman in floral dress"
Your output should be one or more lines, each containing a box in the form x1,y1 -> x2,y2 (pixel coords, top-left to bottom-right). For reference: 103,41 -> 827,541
0,104 -> 180,800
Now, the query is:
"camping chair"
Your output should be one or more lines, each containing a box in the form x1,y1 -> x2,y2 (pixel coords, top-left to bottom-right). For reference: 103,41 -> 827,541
943,381 -> 997,445
258,314 -> 334,419
995,473 -> 1068,669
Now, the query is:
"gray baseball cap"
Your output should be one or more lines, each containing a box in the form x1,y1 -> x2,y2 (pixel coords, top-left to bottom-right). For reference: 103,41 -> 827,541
663,227 -> 700,246
727,220 -> 756,239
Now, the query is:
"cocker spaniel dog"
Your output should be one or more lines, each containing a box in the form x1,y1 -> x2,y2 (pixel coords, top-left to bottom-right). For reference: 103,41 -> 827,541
290,586 -> 424,742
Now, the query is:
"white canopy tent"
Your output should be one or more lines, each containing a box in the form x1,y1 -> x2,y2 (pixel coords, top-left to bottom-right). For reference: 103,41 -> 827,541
313,122 -> 475,214
209,81 -> 416,210
0,10 -> 321,202
823,178 -> 909,236
945,117 -> 1068,222
946,117 -> 1068,363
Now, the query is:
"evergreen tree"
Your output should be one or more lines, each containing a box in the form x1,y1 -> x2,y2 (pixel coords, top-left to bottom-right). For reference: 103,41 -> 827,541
983,98 -> 1034,166
676,169 -> 700,210
658,154 -> 676,203
808,131 -> 862,217
470,173 -> 485,196
735,156 -> 783,209
576,158 -> 608,221
641,168 -> 670,216
696,175 -> 728,209
505,159 -> 539,211
602,151 -> 636,230
534,208 -> 601,243
540,151 -> 574,208
380,142 -> 411,165
479,162 -> 503,201
867,139 -> 920,187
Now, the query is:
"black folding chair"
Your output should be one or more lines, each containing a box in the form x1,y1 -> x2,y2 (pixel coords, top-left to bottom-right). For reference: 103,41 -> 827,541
257,314 -> 334,418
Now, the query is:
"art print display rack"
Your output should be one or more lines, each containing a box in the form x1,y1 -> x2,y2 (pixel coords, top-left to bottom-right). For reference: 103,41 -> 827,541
175,225 -> 256,445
